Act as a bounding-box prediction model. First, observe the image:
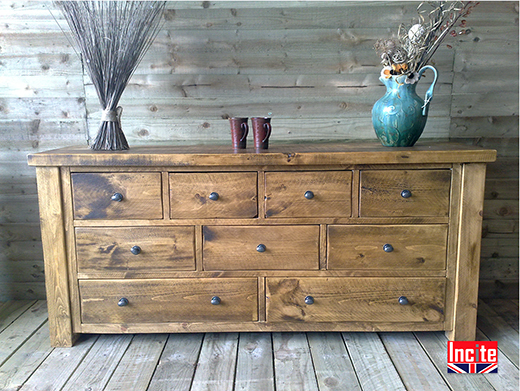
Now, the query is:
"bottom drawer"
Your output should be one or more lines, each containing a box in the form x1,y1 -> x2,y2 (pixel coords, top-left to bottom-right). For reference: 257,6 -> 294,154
266,277 -> 445,323
80,278 -> 258,324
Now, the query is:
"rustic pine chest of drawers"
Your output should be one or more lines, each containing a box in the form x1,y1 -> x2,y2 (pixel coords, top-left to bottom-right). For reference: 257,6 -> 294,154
28,142 -> 496,347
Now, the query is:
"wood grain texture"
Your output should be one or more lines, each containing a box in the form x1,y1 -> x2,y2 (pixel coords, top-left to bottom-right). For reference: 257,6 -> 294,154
71,172 -> 163,220
30,144 -> 495,343
190,333 -> 239,391
272,333 -> 319,391
75,226 -> 195,276
18,335 -> 98,391
328,224 -> 447,270
169,172 -> 257,218
35,167 -> 75,347
79,278 -> 258,324
380,333 -> 450,391
307,332 -> 362,390
265,171 -> 352,218
235,333 -> 275,391
0,321 -> 52,391
61,334 -> 133,391
147,333 -> 204,391
343,332 -> 406,391
447,163 -> 487,341
359,169 -> 452,217
266,277 -> 445,323
0,301 -> 48,366
28,143 -> 497,167
103,334 -> 167,391
203,225 -> 319,270
477,299 -> 519,367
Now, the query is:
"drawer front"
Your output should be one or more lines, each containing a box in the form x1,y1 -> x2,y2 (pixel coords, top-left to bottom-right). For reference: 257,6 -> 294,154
203,225 -> 319,270
265,171 -> 352,218
169,172 -> 257,219
359,170 -> 451,217
328,225 -> 447,270
266,277 -> 445,323
72,172 -> 163,220
76,227 -> 195,275
80,278 -> 258,324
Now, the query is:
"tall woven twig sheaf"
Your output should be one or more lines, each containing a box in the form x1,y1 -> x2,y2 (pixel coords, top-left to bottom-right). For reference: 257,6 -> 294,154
55,1 -> 166,150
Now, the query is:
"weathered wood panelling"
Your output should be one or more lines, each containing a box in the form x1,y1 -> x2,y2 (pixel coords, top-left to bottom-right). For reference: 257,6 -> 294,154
0,1 -> 517,299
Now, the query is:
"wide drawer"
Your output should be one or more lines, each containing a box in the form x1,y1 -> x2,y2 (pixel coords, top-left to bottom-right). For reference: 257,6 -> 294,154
169,172 -> 257,219
80,278 -> 258,324
328,225 -> 447,270
359,170 -> 451,217
266,277 -> 445,323
71,172 -> 163,220
75,227 -> 195,275
265,171 -> 352,218
203,225 -> 319,270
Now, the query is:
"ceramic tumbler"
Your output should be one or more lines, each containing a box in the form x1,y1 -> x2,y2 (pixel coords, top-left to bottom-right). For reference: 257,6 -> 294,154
251,117 -> 272,149
229,117 -> 249,149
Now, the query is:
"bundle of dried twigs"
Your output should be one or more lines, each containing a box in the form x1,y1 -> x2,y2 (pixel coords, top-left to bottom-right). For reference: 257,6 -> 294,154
55,1 -> 166,150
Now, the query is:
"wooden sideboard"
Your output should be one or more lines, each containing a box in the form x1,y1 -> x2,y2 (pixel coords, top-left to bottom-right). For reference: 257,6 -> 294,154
28,142 -> 496,347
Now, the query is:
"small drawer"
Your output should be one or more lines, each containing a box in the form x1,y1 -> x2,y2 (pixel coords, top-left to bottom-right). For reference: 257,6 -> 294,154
328,225 -> 447,270
266,277 -> 445,323
203,225 -> 319,270
359,170 -> 451,217
80,278 -> 258,324
75,227 -> 195,276
265,171 -> 352,218
71,172 -> 163,220
169,172 -> 257,219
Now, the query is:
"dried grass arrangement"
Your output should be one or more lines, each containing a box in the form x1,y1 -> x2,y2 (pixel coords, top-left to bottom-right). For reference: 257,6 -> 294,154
374,1 -> 478,83
55,1 -> 166,150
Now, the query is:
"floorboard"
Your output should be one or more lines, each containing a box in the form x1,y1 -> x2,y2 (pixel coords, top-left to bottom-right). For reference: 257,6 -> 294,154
272,332 -> 319,391
484,299 -> 519,332
190,333 -> 239,391
61,334 -> 133,391
104,334 -> 167,391
148,333 -> 204,391
307,331 -> 361,391
380,332 -> 451,390
0,299 -> 517,391
343,332 -> 406,391
235,332 -> 274,391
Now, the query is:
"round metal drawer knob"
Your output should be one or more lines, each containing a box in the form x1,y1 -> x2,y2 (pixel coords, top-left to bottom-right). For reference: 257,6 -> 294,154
130,245 -> 141,255
398,296 -> 409,305
256,244 -> 266,253
111,192 -> 124,202
401,189 -> 412,199
209,192 -> 219,201
305,296 -> 314,305
304,191 -> 314,200
211,296 -> 221,305
383,243 -> 394,253
118,297 -> 129,307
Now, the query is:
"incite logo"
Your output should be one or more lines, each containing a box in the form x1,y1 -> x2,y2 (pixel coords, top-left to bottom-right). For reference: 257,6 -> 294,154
447,341 -> 498,373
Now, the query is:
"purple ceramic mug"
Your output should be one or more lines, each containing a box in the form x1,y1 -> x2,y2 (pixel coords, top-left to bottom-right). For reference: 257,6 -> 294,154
251,117 -> 272,150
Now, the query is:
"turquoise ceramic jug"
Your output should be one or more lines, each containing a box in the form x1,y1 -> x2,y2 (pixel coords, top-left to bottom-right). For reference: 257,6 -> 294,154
372,66 -> 438,147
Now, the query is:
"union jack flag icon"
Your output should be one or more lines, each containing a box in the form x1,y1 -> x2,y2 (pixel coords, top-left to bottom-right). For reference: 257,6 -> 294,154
448,363 -> 498,373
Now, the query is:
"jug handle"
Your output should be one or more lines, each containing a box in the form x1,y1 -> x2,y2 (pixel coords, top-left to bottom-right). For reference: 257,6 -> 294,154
418,65 -> 438,116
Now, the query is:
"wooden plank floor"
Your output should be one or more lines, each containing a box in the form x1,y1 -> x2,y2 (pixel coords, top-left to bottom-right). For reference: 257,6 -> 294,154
0,299 -> 517,391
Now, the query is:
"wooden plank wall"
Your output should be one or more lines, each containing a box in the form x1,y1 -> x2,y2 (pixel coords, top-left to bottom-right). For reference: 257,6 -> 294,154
0,1 -> 518,300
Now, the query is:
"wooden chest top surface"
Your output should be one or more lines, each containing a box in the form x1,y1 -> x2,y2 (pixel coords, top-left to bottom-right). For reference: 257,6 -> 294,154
27,142 -> 496,167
